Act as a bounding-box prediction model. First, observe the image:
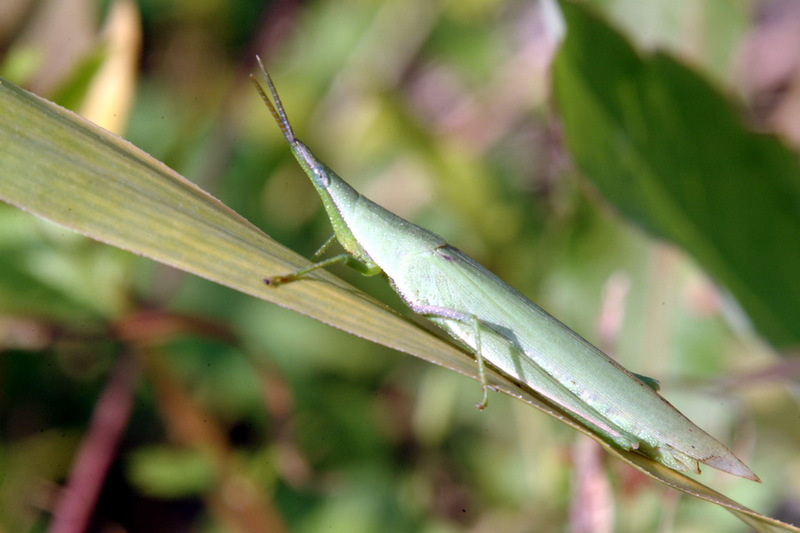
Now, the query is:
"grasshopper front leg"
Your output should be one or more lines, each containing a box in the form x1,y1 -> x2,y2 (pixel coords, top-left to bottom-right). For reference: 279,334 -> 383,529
266,238 -> 384,286
265,254 -> 355,286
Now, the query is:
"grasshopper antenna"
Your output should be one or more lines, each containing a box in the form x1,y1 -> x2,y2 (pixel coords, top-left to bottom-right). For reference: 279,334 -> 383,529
250,55 -> 295,143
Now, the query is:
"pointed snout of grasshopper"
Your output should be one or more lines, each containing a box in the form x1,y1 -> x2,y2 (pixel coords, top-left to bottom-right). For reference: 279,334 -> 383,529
293,141 -> 331,187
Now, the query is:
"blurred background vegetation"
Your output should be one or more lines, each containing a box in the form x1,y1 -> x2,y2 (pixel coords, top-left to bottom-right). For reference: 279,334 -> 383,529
1,0 -> 799,532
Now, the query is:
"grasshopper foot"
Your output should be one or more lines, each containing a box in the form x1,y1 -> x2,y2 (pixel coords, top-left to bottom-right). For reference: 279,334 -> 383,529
475,387 -> 490,411
264,275 -> 294,287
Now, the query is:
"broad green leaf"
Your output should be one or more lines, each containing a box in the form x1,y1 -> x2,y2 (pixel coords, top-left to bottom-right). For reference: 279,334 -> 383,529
0,76 -> 471,376
0,75 -> 797,532
554,2 -> 800,349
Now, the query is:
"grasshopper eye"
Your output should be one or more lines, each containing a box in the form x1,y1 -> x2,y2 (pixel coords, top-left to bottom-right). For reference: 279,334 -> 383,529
312,166 -> 330,187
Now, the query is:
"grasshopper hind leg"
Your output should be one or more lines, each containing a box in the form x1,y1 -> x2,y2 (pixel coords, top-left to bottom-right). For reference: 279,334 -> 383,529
408,303 -> 641,452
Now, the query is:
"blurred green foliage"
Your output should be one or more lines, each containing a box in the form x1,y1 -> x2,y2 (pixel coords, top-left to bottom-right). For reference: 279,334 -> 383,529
1,0 -> 798,532
556,3 -> 800,349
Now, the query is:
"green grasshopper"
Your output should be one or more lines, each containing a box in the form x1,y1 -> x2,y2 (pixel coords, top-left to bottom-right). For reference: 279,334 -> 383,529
251,57 -> 757,481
